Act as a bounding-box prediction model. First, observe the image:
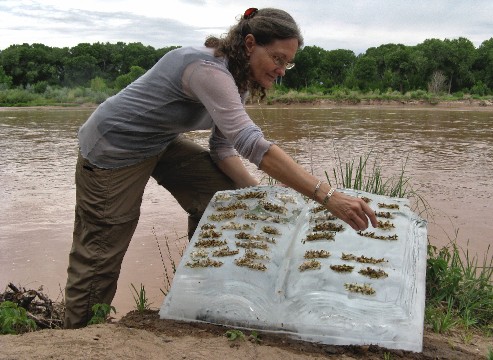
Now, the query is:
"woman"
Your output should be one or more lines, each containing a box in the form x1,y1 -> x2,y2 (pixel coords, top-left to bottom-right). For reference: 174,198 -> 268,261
64,7 -> 377,328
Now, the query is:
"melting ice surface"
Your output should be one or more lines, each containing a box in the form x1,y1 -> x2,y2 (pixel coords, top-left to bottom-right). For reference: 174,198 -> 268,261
159,186 -> 427,352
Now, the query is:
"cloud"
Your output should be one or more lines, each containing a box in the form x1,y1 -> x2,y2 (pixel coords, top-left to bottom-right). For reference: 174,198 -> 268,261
0,1 -> 206,48
0,0 -> 492,52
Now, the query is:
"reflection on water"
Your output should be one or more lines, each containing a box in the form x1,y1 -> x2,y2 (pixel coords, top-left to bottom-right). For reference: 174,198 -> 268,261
1,106 -> 491,317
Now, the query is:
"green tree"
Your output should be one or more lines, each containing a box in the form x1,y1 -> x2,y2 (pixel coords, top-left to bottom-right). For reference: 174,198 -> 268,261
445,37 -> 476,92
63,54 -> 98,87
114,65 -> 146,90
406,49 -> 429,90
473,37 -> 493,92
347,55 -> 378,91
374,44 -> 412,92
120,42 -> 157,72
155,45 -> 181,59
320,49 -> 356,87
0,37 -> 490,96
416,38 -> 450,90
0,66 -> 13,89
0,43 -> 66,87
284,46 -> 327,89
416,38 -> 476,94
88,42 -> 118,81
103,42 -> 158,78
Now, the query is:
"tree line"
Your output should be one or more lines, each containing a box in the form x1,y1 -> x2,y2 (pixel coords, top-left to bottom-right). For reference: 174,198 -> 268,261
0,42 -> 179,92
0,37 -> 492,96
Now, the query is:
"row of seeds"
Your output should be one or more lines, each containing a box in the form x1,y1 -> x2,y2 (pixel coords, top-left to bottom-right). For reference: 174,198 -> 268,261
298,199 -> 400,295
186,191 -> 289,271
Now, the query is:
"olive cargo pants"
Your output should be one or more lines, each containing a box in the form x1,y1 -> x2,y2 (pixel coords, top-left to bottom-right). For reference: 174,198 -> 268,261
64,135 -> 235,328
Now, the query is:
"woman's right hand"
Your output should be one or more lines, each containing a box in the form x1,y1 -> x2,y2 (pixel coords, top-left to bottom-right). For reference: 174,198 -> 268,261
323,190 -> 378,231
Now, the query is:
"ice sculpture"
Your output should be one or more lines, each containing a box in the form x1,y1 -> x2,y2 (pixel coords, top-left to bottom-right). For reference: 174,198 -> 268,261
160,186 -> 427,352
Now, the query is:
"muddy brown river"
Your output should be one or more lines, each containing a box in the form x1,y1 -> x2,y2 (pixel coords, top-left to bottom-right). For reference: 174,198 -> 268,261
1,105 -> 491,317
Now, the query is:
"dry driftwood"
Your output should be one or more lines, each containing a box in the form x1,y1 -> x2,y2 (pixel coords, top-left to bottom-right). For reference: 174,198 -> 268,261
1,282 -> 64,329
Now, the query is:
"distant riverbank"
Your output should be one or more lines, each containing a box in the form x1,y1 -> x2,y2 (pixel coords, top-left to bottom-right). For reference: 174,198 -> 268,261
259,97 -> 493,111
2,98 -> 493,112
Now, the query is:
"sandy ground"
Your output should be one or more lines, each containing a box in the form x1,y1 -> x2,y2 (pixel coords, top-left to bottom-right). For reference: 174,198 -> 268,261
0,310 -> 490,360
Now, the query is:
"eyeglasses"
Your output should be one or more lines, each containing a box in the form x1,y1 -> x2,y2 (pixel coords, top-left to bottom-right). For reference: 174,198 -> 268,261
263,47 -> 295,70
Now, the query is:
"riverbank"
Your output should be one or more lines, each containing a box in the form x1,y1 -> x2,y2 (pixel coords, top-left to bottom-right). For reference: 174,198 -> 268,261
261,97 -> 493,111
2,98 -> 493,112
0,309 -> 490,360
319,98 -> 493,110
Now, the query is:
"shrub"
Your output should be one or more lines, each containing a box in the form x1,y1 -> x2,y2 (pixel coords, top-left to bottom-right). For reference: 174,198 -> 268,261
426,243 -> 493,330
33,81 -> 48,94
0,301 -> 37,334
88,303 -> 116,325
470,81 -> 490,96
0,89 -> 40,106
90,76 -> 108,92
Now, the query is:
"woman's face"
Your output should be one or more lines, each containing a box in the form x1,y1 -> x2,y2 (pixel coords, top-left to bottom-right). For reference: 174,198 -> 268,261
245,35 -> 299,89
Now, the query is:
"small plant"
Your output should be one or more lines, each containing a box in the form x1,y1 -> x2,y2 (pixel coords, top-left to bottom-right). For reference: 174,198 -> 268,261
0,301 -> 37,334
460,331 -> 474,345
383,352 -> 392,360
324,153 -> 492,338
425,299 -> 457,334
225,329 -> 245,341
88,303 -> 116,325
426,242 -> 493,331
130,283 -> 151,312
487,347 -> 493,360
325,152 -> 411,198
248,330 -> 262,344
153,228 -> 186,296
225,329 -> 262,343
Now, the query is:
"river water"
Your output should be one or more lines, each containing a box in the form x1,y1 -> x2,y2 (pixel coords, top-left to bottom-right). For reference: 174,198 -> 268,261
1,105 -> 491,317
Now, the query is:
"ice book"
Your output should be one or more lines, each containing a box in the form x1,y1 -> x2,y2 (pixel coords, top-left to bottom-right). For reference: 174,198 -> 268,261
159,186 -> 427,352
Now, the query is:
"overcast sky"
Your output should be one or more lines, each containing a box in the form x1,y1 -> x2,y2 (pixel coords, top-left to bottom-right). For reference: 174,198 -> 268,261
1,0 -> 492,54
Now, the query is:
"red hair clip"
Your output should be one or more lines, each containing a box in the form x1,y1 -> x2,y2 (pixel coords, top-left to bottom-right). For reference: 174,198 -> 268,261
243,8 -> 258,19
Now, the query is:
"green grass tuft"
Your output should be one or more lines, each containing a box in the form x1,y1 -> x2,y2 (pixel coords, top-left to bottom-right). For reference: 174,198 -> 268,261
326,152 -> 492,335
130,283 -> 152,312
426,242 -> 493,331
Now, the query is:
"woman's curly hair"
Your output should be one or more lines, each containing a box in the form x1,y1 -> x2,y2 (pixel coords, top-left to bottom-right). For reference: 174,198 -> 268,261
205,8 -> 303,100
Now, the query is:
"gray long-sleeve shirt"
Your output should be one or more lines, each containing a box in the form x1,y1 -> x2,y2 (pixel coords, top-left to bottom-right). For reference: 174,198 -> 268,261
78,46 -> 272,169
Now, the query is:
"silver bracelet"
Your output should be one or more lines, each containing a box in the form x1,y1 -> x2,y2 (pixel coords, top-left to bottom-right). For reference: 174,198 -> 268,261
313,180 -> 323,200
322,187 -> 336,206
